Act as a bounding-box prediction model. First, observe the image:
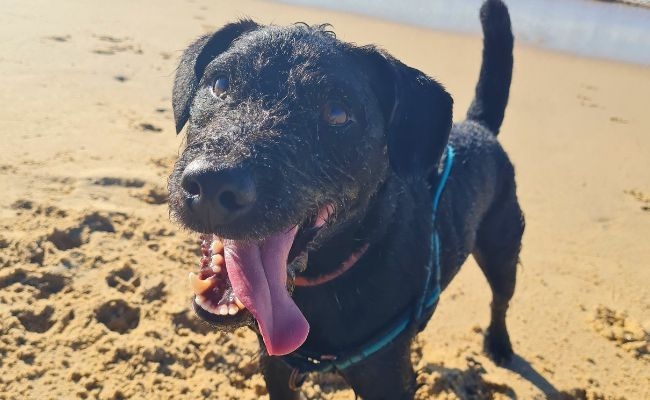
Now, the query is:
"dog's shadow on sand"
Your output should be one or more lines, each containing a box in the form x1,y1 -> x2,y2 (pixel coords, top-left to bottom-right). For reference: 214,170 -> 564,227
411,353 -> 561,399
297,353 -> 564,399
504,354 -> 562,399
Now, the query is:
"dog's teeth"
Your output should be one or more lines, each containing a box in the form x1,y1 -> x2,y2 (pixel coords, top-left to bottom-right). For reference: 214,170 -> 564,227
211,239 -> 224,254
228,304 -> 239,315
217,304 -> 229,315
211,254 -> 225,267
196,295 -> 220,315
189,272 -> 215,295
234,297 -> 245,309
314,203 -> 335,228
195,294 -> 207,308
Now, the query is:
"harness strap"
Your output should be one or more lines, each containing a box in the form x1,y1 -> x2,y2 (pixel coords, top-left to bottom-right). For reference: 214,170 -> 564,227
282,146 -> 455,374
415,145 -> 455,320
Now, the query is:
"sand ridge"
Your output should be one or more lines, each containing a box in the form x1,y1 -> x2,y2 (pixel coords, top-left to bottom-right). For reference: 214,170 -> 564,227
1,0 -> 649,398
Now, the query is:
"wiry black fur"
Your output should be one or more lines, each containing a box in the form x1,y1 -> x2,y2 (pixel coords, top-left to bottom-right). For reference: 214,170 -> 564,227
467,0 -> 514,134
168,1 -> 524,399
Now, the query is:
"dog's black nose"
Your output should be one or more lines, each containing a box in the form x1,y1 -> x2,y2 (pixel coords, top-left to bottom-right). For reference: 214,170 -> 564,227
181,159 -> 256,226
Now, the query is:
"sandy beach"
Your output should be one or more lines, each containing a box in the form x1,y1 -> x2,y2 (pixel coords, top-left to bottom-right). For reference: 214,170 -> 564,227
1,0 -> 649,398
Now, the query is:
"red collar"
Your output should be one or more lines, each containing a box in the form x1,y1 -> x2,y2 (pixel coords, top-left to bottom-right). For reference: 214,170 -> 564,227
294,243 -> 369,287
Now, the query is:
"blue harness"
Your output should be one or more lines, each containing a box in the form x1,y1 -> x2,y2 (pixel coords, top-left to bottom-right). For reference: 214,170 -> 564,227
282,146 -> 455,375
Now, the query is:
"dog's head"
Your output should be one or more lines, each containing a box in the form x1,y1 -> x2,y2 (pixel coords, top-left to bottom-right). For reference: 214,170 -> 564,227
168,20 -> 452,355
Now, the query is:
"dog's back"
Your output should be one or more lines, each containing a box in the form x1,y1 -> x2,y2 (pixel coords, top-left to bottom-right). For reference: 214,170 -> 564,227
437,0 -> 518,257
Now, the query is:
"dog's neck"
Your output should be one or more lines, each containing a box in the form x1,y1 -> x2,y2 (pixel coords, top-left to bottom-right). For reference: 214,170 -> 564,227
299,175 -> 398,280
293,172 -> 433,352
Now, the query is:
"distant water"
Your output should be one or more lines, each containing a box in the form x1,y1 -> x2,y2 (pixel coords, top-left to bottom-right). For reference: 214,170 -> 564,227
275,0 -> 650,66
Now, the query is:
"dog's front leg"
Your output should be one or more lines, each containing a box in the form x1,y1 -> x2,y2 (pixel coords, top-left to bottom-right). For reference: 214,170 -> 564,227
259,350 -> 302,400
339,334 -> 416,400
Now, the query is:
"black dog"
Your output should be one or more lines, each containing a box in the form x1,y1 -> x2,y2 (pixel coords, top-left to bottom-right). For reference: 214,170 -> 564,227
168,0 -> 524,398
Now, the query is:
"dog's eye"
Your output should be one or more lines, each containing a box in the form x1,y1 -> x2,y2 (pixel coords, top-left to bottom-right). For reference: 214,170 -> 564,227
322,102 -> 351,126
212,76 -> 229,98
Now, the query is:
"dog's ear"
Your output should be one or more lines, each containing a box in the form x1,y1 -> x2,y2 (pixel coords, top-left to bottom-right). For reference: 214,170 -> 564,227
173,19 -> 259,133
353,46 -> 453,179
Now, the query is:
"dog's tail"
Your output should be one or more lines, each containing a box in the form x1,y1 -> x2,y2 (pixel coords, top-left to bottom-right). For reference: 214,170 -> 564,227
466,0 -> 513,135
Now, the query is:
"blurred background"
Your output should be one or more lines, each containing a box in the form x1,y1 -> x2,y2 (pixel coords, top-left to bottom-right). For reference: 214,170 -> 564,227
278,0 -> 650,65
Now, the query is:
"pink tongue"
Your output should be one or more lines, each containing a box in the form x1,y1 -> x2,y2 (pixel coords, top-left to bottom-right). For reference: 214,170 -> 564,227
222,227 -> 309,356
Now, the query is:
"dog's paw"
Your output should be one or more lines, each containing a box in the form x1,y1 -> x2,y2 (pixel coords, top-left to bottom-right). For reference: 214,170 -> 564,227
483,327 -> 514,365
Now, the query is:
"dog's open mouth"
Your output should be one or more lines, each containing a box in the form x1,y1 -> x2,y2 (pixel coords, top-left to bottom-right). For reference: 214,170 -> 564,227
188,204 -> 334,355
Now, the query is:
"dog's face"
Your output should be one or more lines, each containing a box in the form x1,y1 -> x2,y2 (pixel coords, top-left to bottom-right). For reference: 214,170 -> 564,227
170,23 -> 388,243
168,20 -> 452,356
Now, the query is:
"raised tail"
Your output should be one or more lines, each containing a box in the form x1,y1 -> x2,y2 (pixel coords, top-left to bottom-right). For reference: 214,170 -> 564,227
466,0 -> 514,135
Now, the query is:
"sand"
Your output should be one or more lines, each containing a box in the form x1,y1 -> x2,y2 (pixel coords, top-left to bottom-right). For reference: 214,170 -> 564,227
1,0 -> 648,399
